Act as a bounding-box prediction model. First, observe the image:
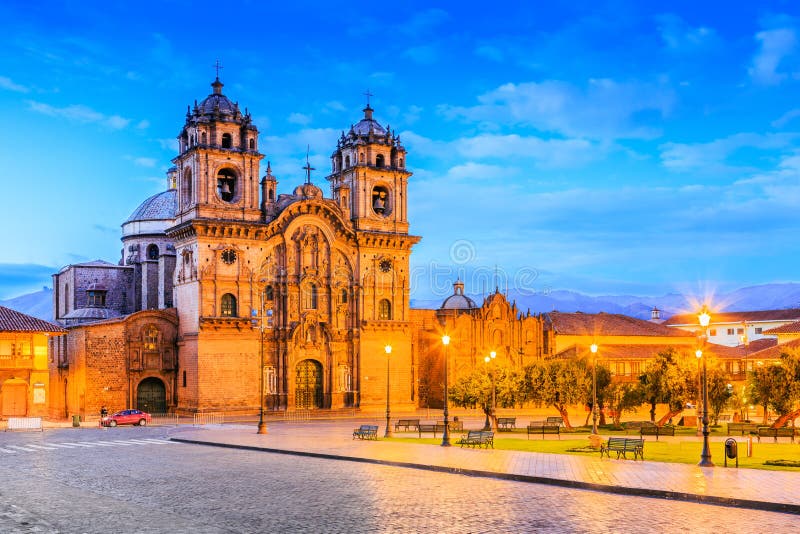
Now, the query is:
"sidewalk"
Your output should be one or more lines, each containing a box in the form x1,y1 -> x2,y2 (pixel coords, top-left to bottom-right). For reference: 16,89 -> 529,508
171,420 -> 800,515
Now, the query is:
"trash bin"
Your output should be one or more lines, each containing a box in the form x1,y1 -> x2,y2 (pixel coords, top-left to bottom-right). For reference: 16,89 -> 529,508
724,437 -> 738,467
72,414 -> 81,427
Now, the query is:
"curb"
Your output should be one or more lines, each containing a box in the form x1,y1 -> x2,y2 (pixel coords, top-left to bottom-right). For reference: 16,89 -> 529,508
170,437 -> 800,516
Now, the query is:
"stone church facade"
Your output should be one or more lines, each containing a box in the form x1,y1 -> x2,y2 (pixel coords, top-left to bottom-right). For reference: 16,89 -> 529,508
50,77 -> 421,416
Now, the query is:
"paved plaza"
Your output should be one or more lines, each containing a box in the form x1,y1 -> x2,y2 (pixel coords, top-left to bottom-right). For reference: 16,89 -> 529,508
1,421 -> 799,532
175,419 -> 800,514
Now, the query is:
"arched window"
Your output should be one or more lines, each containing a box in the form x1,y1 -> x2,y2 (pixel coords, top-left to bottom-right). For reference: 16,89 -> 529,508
399,158 -> 404,168
378,299 -> 391,320
340,288 -> 348,304
87,290 -> 107,307
201,132 -> 207,144
147,244 -> 159,260
182,168 -> 193,208
376,154 -> 385,167
265,286 -> 274,301
345,155 -> 350,168
311,284 -> 318,309
249,138 -> 255,150
143,326 -> 159,351
216,168 -> 237,202
359,152 -> 365,163
221,293 -> 237,317
221,133 -> 233,148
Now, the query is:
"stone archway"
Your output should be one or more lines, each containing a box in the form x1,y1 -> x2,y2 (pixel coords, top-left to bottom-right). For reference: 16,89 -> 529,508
136,377 -> 167,414
295,359 -> 323,409
1,379 -> 28,416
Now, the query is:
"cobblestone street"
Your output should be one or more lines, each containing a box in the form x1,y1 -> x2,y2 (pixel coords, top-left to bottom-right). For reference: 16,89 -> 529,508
1,425 -> 798,533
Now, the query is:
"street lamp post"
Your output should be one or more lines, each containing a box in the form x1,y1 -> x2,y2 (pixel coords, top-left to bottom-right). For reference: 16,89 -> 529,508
255,290 -> 267,435
590,343 -> 598,435
483,351 -> 497,431
384,344 -> 393,438
441,335 -> 451,447
698,306 -> 714,467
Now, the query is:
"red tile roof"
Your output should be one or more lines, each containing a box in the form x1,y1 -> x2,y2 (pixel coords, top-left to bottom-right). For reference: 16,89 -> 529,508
664,309 -> 800,325
555,339 -> 777,361
764,320 -> 800,334
546,312 -> 695,337
0,306 -> 65,333
745,338 -> 800,361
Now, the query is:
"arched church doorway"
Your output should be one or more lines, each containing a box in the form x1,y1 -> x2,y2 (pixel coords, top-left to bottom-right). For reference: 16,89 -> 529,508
1,379 -> 28,416
295,359 -> 323,409
137,377 -> 167,414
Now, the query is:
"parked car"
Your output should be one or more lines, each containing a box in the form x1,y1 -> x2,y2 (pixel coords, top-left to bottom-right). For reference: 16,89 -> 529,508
100,409 -> 151,427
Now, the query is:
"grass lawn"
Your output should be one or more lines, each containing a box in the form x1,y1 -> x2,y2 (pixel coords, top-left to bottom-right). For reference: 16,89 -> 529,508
389,427 -> 800,471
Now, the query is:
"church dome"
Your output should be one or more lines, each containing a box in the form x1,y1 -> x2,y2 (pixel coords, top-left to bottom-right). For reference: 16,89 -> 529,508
352,107 -> 387,136
440,281 -> 477,311
195,78 -> 239,118
125,190 -> 177,223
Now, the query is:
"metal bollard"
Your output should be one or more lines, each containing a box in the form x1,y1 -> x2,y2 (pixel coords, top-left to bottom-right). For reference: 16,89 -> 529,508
72,414 -> 81,427
747,434 -> 753,457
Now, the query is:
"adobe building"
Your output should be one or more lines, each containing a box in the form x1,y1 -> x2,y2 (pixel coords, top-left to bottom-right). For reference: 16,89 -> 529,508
0,305 -> 64,417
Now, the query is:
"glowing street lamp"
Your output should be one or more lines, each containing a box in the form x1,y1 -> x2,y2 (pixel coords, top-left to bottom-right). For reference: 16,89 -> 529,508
441,334 -> 451,447
384,344 -> 393,438
483,351 -> 497,431
697,306 -> 714,467
590,343 -> 599,435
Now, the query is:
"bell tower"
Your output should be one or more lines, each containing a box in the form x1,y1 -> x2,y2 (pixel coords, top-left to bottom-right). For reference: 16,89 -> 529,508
172,76 -> 264,224
327,101 -> 410,234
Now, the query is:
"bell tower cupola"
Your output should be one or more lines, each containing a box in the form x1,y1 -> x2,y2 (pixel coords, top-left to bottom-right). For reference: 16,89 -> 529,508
326,98 -> 411,234
172,75 -> 264,224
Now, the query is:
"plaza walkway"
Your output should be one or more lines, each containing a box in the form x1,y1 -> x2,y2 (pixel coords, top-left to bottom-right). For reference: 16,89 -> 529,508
171,420 -> 800,515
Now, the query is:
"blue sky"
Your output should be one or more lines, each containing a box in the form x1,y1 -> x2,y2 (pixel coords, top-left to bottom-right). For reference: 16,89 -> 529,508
2,1 -> 800,301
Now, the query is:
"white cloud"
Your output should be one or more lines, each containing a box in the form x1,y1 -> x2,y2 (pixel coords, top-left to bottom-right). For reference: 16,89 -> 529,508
656,14 -> 717,52
402,130 -> 603,169
26,100 -> 131,129
0,75 -> 29,93
771,108 -> 800,128
439,79 -> 674,140
288,112 -> 312,126
660,132 -> 797,172
157,138 -> 179,152
444,162 -> 517,181
136,120 -> 150,130
749,28 -> 797,85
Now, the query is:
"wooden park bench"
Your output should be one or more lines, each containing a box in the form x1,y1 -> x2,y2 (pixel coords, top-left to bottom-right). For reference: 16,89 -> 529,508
623,421 -> 654,434
393,419 -> 420,432
457,430 -> 494,449
417,422 -> 446,438
727,422 -> 759,436
757,426 -> 797,443
639,424 -> 675,441
546,416 -> 564,426
352,424 -> 378,440
497,417 -> 516,431
526,422 -> 560,439
600,437 -> 644,460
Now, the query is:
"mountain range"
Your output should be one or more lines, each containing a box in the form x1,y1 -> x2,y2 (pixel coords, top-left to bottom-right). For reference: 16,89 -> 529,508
4,283 -> 800,323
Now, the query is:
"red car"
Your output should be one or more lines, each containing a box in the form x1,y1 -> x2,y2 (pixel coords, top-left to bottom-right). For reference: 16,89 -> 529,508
100,409 -> 151,427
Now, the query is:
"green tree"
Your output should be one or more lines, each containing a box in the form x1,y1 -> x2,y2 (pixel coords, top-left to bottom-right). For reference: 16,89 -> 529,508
606,381 -> 644,427
706,368 -> 733,425
748,349 -> 800,427
523,359 -> 591,430
639,348 -> 695,425
449,366 -> 521,427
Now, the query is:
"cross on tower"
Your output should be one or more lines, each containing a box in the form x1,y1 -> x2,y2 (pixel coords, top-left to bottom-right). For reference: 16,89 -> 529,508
213,59 -> 224,79
303,146 -> 315,184
363,89 -> 373,108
